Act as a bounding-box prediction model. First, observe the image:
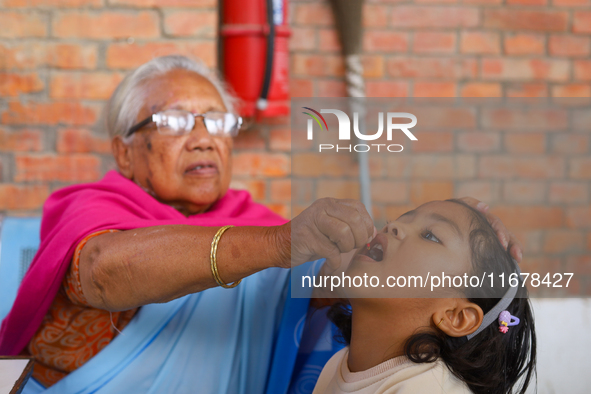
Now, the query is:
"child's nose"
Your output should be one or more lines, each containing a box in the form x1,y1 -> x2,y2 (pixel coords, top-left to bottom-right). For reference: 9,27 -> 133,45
385,221 -> 406,240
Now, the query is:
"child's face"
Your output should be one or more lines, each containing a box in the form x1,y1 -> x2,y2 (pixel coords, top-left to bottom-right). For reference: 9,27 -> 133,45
346,200 -> 473,298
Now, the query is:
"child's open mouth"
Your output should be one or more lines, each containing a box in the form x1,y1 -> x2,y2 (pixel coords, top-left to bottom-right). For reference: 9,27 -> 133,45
359,234 -> 387,262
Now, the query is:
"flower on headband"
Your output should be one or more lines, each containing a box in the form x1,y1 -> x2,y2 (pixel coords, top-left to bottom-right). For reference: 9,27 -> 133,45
497,311 -> 520,335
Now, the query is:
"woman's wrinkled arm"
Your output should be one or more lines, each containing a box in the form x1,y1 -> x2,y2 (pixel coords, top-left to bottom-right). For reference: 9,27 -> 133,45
79,198 -> 375,312
78,225 -> 289,311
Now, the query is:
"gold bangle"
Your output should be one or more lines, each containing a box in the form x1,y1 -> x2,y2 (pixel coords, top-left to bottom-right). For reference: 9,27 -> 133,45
210,225 -> 241,289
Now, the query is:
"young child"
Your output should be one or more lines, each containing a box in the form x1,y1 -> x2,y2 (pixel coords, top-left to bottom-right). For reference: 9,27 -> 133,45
312,199 -> 536,394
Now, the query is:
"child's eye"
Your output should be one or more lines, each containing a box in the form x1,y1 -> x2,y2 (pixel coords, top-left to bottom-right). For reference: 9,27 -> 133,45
422,230 -> 441,244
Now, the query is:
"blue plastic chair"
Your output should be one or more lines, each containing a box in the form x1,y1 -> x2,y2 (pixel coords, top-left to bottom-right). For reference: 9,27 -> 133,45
0,216 -> 42,322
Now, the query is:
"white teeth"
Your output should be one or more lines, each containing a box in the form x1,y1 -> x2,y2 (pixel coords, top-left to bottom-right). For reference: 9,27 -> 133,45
366,242 -> 384,262
189,164 -> 214,171
367,243 -> 383,255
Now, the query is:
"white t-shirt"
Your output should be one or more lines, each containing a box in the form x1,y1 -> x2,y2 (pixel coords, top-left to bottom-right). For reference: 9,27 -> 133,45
312,348 -> 472,394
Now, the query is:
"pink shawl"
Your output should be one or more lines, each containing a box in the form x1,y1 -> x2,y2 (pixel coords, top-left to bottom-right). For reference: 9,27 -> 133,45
0,170 -> 287,355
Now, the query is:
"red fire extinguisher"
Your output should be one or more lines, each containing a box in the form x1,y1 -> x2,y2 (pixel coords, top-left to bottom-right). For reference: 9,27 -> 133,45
221,0 -> 290,118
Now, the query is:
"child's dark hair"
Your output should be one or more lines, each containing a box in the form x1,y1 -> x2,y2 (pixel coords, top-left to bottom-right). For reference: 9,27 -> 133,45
327,199 -> 536,394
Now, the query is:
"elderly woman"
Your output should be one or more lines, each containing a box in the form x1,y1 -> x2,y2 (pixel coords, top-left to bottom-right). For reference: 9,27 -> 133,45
0,55 -> 522,394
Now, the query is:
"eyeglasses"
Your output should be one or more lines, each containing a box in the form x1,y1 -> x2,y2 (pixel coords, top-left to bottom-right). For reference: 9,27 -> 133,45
126,109 -> 242,138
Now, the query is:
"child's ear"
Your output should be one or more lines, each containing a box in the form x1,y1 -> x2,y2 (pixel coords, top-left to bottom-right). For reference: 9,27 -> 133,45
112,136 -> 134,179
433,299 -> 484,338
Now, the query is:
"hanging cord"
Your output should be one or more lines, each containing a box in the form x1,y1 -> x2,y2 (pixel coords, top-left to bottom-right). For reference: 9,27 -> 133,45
344,54 -> 371,217
345,54 -> 365,99
329,0 -> 372,216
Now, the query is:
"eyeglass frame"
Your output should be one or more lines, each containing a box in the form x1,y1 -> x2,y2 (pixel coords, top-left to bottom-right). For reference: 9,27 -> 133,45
125,110 -> 243,138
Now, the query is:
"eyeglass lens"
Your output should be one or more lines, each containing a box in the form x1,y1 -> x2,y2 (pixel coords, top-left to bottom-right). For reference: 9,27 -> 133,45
156,110 -> 239,136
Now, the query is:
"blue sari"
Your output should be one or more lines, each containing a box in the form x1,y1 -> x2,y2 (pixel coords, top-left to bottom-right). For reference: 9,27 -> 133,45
22,261 -> 342,394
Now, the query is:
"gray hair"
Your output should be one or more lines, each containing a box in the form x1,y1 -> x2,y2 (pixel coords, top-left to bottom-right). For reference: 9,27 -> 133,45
105,55 -> 237,143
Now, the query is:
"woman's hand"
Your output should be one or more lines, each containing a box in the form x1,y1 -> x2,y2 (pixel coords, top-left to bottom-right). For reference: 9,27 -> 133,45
277,198 -> 376,270
458,197 -> 523,263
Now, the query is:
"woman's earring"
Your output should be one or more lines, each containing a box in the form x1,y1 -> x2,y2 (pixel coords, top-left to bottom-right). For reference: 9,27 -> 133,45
436,318 -> 444,328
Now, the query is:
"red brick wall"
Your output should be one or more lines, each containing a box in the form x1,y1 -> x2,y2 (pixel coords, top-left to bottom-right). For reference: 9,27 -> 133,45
0,0 -> 589,291
291,0 -> 591,98
288,99 -> 590,294
0,0 -> 218,212
287,0 -> 590,294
